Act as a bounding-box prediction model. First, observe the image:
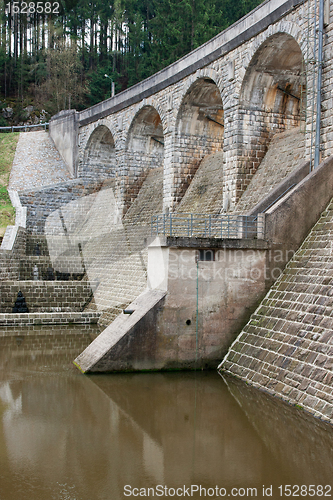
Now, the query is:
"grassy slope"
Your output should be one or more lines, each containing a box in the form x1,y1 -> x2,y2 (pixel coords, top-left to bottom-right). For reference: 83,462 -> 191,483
0,133 -> 19,237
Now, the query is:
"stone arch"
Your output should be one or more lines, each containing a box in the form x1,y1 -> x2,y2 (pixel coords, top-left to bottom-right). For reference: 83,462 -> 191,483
126,105 -> 164,153
234,31 -> 305,205
78,124 -> 117,181
235,21 -> 307,99
172,76 -> 224,206
240,32 -> 304,120
124,105 -> 165,209
178,68 -> 225,110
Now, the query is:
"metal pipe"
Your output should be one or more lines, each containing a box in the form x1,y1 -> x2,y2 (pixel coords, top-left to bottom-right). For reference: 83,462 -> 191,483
314,0 -> 324,168
277,86 -> 300,101
205,115 -> 224,128
151,136 -> 164,145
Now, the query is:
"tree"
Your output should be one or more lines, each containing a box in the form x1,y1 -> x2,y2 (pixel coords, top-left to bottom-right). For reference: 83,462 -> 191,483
36,33 -> 87,113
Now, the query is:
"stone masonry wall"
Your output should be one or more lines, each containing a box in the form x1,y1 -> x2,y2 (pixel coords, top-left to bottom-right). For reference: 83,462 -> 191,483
176,152 -> 224,214
0,281 -> 93,313
19,178 -> 112,234
220,198 -> 333,424
0,226 -> 26,281
233,127 -> 305,214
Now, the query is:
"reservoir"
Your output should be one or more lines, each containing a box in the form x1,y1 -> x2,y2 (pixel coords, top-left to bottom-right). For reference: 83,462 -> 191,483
0,326 -> 332,500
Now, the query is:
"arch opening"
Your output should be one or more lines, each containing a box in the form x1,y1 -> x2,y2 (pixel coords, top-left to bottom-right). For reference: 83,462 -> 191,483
174,78 -> 224,207
127,105 -> 164,154
125,105 -> 164,209
79,125 -> 117,181
235,33 -> 305,206
240,33 -> 304,120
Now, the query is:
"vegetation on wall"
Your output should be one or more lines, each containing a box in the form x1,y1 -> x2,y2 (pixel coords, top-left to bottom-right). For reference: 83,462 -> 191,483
0,0 -> 263,119
0,132 -> 18,237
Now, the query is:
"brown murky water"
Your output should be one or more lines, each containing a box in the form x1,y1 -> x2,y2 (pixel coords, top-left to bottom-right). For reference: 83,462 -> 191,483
0,326 -> 332,500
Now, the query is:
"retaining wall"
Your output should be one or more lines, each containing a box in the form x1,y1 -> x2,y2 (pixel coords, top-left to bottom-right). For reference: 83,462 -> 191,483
0,226 -> 26,280
0,281 -> 94,313
19,178 -> 112,234
219,197 -> 333,424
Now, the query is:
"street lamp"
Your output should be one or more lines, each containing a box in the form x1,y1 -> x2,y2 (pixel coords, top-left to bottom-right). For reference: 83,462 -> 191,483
105,74 -> 115,98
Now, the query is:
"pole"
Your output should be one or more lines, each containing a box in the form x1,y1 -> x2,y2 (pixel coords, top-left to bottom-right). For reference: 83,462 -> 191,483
314,0 -> 324,168
104,74 -> 115,99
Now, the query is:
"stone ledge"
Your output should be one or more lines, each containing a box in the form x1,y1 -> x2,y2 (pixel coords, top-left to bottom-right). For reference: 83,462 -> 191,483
0,311 -> 101,327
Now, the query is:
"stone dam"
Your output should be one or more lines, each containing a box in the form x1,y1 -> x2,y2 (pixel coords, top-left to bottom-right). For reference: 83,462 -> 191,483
1,0 -> 333,425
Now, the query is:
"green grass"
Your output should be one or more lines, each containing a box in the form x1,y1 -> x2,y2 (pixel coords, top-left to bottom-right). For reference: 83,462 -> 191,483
0,133 -> 19,237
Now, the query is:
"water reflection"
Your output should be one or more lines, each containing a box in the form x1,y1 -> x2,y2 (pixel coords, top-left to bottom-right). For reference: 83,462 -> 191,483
0,327 -> 332,500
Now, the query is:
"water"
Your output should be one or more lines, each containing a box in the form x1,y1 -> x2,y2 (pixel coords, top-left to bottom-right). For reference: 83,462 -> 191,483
0,326 -> 332,500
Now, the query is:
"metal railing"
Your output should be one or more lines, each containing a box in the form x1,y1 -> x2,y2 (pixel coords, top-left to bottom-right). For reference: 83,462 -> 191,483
151,213 -> 265,239
0,122 -> 49,132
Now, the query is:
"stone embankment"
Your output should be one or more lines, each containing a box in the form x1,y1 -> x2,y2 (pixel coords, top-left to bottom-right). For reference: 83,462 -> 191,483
233,127 -> 305,214
8,131 -> 72,191
176,152 -> 224,214
219,199 -> 333,424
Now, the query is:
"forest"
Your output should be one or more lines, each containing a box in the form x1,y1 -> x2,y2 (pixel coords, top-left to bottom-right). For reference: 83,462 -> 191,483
0,0 -> 263,123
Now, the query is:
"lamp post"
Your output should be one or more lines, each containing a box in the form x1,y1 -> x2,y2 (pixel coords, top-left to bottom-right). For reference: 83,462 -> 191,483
104,74 -> 115,98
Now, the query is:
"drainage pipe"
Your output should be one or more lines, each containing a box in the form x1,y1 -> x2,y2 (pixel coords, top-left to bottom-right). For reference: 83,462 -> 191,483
314,0 -> 324,168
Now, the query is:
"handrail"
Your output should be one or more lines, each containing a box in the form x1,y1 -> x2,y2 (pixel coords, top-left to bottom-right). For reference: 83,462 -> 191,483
263,183 -> 296,213
0,123 -> 49,132
151,213 -> 265,240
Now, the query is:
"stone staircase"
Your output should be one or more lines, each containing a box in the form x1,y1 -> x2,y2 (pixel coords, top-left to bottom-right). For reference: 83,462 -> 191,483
220,198 -> 333,422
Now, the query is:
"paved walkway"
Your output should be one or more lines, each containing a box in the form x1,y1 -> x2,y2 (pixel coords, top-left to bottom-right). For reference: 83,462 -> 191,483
8,131 -> 72,192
